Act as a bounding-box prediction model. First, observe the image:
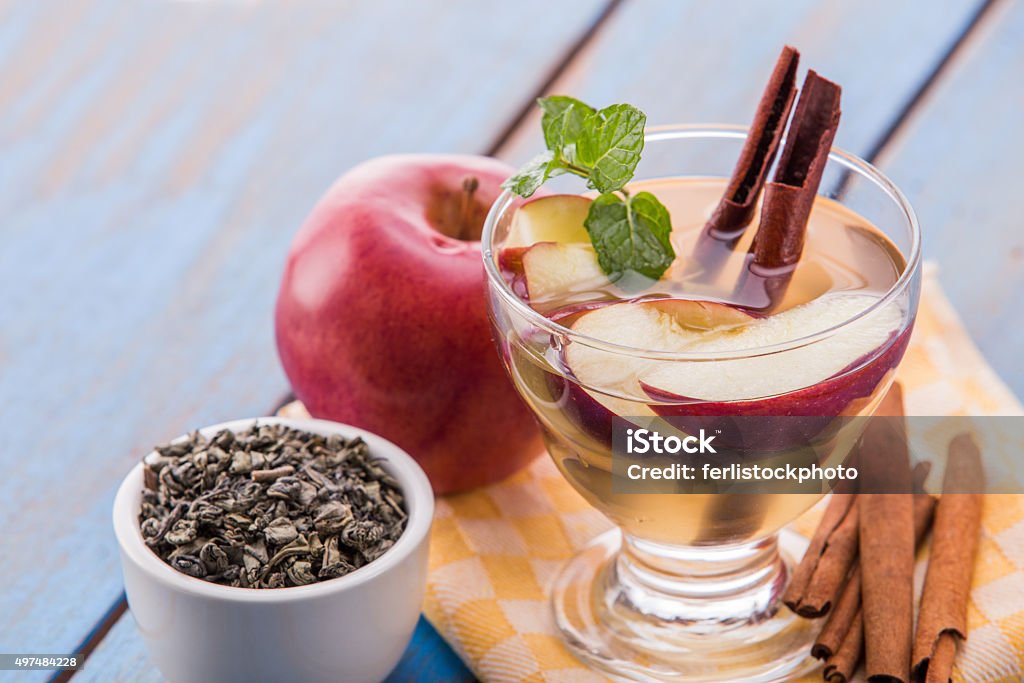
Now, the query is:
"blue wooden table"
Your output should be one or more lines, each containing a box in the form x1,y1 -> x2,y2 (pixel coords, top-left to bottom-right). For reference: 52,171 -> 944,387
1,1 -> 1020,681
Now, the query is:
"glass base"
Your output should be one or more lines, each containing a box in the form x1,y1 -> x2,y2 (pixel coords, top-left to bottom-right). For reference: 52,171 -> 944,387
551,528 -> 821,682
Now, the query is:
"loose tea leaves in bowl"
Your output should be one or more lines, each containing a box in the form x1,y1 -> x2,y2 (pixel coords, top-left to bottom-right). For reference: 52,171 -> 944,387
139,423 -> 408,588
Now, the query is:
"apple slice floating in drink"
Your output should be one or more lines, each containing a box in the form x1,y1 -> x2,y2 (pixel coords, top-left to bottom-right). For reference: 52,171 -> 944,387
505,194 -> 592,246
521,242 -> 609,303
642,294 -> 907,449
567,298 -> 758,389
500,241 -> 610,306
559,294 -> 907,446
555,298 -> 757,443
640,294 -> 901,402
499,195 -> 613,306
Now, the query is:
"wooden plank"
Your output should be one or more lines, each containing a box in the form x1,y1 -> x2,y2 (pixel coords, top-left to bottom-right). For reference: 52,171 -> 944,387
79,614 -> 473,683
873,0 -> 1024,398
72,613 -> 161,683
497,0 -> 985,163
0,0 -> 607,676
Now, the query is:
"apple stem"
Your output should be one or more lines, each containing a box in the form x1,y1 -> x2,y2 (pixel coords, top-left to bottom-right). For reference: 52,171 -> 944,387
458,176 -> 479,240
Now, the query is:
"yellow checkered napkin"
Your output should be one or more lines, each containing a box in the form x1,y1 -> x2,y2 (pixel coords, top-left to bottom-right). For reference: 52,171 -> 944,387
284,266 -> 1024,682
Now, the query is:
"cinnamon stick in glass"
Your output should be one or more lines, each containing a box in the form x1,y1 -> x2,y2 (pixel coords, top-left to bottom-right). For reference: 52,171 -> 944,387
736,70 -> 841,310
912,433 -> 984,683
694,45 -> 799,275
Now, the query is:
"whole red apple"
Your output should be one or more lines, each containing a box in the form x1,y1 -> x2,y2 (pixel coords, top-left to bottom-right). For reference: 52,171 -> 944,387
275,154 -> 543,494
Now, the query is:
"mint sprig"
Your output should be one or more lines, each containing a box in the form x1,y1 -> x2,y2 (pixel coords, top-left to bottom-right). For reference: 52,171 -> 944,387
502,96 -> 675,284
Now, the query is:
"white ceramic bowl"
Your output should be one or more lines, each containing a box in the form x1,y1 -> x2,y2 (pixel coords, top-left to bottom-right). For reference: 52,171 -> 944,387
113,417 -> 434,683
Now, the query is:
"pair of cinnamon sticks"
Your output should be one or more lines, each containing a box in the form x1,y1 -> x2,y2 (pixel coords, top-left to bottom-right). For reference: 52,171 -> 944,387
698,45 -> 841,310
785,384 -> 985,682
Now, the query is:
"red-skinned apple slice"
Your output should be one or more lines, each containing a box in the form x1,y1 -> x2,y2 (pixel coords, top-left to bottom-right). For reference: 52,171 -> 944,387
498,195 -> 611,305
648,294 -> 905,449
637,294 -> 902,404
642,325 -> 911,452
521,242 -> 608,303
500,241 -> 611,305
568,298 -> 758,389
561,294 -> 906,447
505,194 -> 592,247
556,298 -> 758,443
498,246 -> 529,299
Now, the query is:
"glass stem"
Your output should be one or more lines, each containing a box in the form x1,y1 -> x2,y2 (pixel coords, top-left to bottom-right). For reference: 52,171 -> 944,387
605,532 -> 788,635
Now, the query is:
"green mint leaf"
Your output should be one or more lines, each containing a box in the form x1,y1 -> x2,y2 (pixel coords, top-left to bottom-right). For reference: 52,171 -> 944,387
538,96 -> 595,156
576,104 -> 646,193
502,151 -> 558,198
584,191 -> 675,282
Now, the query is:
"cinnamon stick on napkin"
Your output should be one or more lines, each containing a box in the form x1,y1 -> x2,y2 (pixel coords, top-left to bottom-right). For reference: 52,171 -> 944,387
858,384 -> 915,682
912,434 -> 985,683
783,491 -> 858,617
